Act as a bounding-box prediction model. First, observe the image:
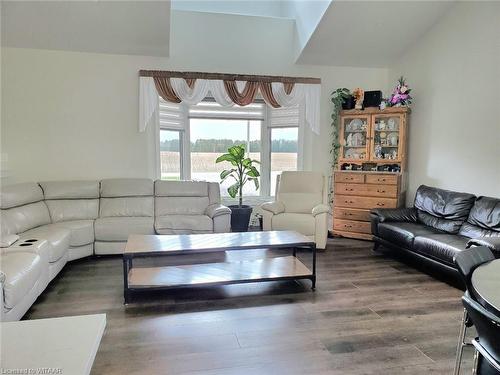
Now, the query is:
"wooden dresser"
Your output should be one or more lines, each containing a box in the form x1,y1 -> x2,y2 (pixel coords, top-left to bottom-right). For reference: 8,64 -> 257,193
333,171 -> 405,240
332,107 -> 410,240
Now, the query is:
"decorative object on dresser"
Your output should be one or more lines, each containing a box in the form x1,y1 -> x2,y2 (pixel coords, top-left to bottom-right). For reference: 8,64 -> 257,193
332,106 -> 410,240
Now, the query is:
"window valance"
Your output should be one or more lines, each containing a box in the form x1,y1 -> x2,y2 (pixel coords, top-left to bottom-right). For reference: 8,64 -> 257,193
139,70 -> 321,134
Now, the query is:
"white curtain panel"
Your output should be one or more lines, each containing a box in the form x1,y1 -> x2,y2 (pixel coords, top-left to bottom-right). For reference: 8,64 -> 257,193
139,77 -> 159,132
139,77 -> 321,134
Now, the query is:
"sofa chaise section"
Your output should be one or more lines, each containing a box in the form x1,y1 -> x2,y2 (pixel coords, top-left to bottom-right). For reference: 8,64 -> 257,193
154,180 -> 231,235
94,178 -> 155,255
1,182 -> 70,281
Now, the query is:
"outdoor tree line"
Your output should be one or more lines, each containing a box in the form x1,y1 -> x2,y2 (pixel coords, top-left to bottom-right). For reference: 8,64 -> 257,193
160,139 -> 297,153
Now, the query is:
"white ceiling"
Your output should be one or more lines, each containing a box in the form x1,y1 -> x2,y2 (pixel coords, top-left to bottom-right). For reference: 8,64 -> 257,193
298,1 -> 456,67
1,1 -> 171,56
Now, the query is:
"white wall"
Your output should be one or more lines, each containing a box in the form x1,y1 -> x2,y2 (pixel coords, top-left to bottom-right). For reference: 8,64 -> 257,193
1,10 -> 387,185
389,2 -> 500,201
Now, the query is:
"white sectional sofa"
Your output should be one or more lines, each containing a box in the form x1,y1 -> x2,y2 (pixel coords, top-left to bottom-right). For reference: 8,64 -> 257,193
0,178 -> 231,321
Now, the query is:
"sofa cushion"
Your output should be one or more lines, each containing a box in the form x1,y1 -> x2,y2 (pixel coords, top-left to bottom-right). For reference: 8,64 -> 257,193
20,225 -> 70,263
100,178 -> 153,197
1,201 -> 51,235
155,196 -> 210,216
51,220 -> 94,247
0,183 -> 44,209
278,172 -> 324,214
413,234 -> 470,267
378,222 -> 443,249
155,180 -> 208,197
155,215 -> 213,234
272,213 -> 315,236
0,252 -> 42,309
459,196 -> 500,238
45,200 -> 99,222
40,180 -> 99,199
414,185 -> 476,234
94,217 -> 154,241
99,197 -> 153,217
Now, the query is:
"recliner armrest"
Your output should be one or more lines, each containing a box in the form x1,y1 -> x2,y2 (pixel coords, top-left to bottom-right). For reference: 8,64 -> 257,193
466,237 -> 500,253
312,204 -> 329,217
370,207 -> 417,223
261,201 -> 285,215
205,204 -> 231,218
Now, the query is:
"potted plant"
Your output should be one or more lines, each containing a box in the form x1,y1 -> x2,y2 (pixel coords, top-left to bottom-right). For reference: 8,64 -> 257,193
216,144 -> 260,232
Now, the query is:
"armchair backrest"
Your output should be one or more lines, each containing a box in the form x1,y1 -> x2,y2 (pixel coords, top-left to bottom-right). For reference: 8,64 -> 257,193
154,180 -> 220,216
276,171 -> 326,214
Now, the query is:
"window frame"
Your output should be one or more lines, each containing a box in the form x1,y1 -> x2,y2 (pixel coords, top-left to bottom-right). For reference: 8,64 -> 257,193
156,98 -> 302,197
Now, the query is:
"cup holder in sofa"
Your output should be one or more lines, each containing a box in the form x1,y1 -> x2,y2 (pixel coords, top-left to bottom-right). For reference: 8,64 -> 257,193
24,239 -> 38,243
19,243 -> 33,247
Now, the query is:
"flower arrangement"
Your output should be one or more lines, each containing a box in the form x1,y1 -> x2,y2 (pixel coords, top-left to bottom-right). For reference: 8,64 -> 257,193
389,76 -> 412,107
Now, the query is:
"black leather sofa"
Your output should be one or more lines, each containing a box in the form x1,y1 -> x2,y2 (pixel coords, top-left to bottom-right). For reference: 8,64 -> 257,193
371,185 -> 500,281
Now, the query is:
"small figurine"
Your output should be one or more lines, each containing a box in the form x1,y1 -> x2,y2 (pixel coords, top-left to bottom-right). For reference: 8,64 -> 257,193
379,120 -> 386,130
374,145 -> 382,159
346,133 -> 353,147
352,88 -> 364,110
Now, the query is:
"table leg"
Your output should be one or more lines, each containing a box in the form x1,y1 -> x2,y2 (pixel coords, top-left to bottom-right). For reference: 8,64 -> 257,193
311,243 -> 316,290
123,256 -> 130,304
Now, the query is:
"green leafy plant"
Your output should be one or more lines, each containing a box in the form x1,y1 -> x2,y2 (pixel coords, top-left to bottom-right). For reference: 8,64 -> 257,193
330,88 -> 351,168
216,144 -> 260,207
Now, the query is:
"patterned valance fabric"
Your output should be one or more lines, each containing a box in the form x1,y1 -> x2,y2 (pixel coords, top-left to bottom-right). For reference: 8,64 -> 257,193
139,71 -> 321,134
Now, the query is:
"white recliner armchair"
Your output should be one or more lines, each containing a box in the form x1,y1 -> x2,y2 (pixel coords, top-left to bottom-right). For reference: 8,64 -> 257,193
261,171 -> 329,249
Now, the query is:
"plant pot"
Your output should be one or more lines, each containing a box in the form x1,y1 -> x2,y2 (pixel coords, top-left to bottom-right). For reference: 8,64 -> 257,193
342,96 -> 355,110
228,205 -> 253,232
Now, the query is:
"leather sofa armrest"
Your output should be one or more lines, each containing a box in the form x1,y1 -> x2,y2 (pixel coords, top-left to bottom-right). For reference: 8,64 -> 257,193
205,204 -> 232,218
370,207 -> 417,237
466,237 -> 500,253
370,207 -> 417,223
261,201 -> 285,215
0,234 -> 19,248
312,204 -> 329,217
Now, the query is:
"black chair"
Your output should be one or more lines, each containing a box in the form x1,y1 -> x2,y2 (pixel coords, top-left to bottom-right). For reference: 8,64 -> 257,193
453,246 -> 495,375
462,294 -> 500,375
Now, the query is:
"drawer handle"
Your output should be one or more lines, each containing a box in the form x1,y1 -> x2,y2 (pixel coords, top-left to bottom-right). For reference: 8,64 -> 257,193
378,178 -> 386,182
376,202 -> 385,206
377,189 -> 386,193
345,200 -> 354,204
344,224 -> 352,228
345,212 -> 353,216
347,177 -> 354,180
345,188 -> 354,191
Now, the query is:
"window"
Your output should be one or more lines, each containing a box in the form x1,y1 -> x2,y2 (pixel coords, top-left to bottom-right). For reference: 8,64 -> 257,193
157,98 -> 301,197
159,129 -> 182,180
190,118 -> 262,196
270,127 -> 298,195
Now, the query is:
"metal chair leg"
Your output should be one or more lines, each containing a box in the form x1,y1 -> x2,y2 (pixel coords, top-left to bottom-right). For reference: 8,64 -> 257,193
454,308 -> 472,375
472,349 -> 479,375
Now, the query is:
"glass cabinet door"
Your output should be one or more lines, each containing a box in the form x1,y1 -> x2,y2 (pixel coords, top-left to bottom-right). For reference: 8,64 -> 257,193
340,116 -> 369,162
371,115 -> 403,162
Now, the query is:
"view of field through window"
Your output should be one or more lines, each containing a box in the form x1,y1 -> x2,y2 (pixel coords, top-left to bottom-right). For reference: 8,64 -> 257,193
160,119 -> 298,196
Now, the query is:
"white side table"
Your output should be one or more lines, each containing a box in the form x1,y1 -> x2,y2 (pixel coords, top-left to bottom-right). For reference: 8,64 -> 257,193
1,314 -> 106,375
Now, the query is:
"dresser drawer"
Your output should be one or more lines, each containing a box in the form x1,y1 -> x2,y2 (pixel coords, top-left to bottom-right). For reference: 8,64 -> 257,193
334,172 -> 365,184
334,208 -> 371,222
334,219 -> 371,234
335,183 -> 398,198
335,195 -> 398,210
365,174 -> 398,185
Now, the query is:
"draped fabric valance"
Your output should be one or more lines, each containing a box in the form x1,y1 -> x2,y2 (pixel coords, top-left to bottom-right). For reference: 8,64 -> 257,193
139,71 -> 321,134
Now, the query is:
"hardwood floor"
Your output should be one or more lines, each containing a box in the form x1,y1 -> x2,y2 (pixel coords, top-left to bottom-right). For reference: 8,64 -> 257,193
25,238 -> 473,374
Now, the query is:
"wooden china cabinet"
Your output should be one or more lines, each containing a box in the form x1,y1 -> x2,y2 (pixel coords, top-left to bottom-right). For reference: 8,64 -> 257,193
332,107 -> 410,240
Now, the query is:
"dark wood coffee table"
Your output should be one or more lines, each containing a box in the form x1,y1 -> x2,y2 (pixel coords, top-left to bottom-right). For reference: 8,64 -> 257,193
123,231 -> 316,303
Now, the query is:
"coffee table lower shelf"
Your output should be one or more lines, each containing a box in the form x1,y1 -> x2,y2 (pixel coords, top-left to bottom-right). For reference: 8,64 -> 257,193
125,256 -> 314,299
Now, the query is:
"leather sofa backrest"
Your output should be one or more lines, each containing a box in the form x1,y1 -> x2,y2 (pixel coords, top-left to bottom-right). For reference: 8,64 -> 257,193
277,171 -> 324,214
459,196 -> 500,238
40,181 -> 100,222
99,179 -> 154,217
414,185 -> 476,234
0,183 -> 51,235
154,180 -> 218,216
